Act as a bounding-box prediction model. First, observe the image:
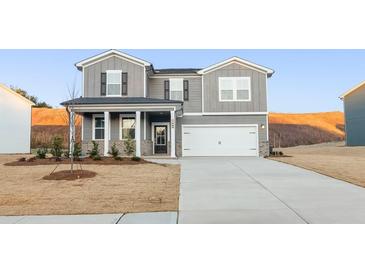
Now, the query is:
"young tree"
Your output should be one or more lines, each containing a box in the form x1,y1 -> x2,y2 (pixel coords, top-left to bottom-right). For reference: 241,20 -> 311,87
65,80 -> 79,173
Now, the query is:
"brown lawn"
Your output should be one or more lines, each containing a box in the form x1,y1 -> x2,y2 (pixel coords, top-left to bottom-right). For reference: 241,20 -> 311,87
271,142 -> 365,187
0,155 -> 180,216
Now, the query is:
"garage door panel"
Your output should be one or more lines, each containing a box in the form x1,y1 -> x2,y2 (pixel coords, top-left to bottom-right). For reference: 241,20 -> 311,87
182,125 -> 258,157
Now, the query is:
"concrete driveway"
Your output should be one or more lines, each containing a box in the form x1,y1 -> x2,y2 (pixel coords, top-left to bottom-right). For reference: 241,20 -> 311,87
178,157 -> 365,224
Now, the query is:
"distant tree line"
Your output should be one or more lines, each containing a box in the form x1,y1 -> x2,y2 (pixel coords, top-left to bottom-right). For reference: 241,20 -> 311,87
10,86 -> 52,108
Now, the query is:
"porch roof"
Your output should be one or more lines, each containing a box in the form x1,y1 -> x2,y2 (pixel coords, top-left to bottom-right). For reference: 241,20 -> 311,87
61,96 -> 183,106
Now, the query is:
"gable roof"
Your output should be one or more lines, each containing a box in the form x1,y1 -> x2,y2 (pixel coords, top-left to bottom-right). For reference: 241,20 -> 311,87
339,80 -> 365,99
75,49 -> 151,70
197,56 -> 274,77
0,83 -> 35,106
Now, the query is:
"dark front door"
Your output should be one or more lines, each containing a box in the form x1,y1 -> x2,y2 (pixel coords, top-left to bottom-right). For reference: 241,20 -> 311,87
154,125 -> 168,154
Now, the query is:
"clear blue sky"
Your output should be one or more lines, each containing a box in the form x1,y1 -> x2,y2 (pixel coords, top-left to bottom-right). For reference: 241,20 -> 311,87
1,49 -> 364,112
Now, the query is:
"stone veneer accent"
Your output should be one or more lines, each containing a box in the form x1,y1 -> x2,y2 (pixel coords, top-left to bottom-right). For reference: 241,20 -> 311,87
259,141 -> 269,157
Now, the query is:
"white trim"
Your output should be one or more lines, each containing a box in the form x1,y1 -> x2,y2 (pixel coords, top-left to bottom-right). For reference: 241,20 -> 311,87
143,66 -> 147,97
151,122 -> 170,155
0,83 -> 35,106
170,110 -> 176,158
184,112 -> 268,116
201,76 -> 205,112
169,78 -> 184,101
119,113 -> 136,140
143,112 -> 146,140
265,76 -> 269,141
104,111 -> 110,156
218,77 -> 251,102
198,57 -> 274,75
81,116 -> 84,141
72,105 -> 179,112
339,80 -> 365,99
82,69 -> 85,97
75,49 -> 151,69
181,124 -> 259,157
92,114 -> 104,140
106,70 -> 122,97
135,111 -> 141,157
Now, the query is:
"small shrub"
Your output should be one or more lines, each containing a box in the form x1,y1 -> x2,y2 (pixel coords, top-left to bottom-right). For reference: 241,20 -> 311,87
109,143 -> 120,159
88,141 -> 100,160
27,157 -> 36,162
131,156 -> 141,161
114,156 -> 123,161
50,136 -> 63,158
18,157 -> 26,162
93,155 -> 101,161
123,137 -> 135,156
73,142 -> 82,160
63,150 -> 70,158
279,151 -> 284,156
36,148 -> 48,159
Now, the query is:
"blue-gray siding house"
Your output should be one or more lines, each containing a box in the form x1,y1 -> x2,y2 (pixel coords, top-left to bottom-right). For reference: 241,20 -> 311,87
340,80 -> 365,146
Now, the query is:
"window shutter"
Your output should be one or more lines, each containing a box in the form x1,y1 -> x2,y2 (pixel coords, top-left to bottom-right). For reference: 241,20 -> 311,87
164,80 -> 170,100
101,73 -> 106,96
183,80 -> 189,101
122,72 -> 128,95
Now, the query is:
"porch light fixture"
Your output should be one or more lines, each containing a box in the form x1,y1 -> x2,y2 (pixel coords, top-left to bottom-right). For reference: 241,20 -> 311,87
260,124 -> 265,129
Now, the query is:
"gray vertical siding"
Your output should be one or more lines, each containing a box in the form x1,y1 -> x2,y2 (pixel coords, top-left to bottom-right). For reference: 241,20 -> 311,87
148,77 -> 202,112
82,112 -> 146,142
203,63 -> 267,112
344,88 -> 365,146
83,55 -> 145,97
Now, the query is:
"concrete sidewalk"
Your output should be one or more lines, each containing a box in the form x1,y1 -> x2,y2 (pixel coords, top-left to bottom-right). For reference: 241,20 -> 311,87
178,157 -> 365,224
0,212 -> 177,224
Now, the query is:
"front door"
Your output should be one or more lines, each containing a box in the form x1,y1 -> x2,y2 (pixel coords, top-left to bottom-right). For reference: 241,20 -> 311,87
154,125 -> 168,154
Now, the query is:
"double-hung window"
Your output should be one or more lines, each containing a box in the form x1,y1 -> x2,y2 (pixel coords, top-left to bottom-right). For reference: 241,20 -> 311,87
219,77 -> 251,101
106,70 -> 122,96
93,115 -> 105,140
120,116 -> 136,139
169,78 -> 183,101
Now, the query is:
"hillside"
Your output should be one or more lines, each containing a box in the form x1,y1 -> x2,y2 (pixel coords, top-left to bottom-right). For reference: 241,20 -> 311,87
269,111 -> 345,147
30,108 -> 345,148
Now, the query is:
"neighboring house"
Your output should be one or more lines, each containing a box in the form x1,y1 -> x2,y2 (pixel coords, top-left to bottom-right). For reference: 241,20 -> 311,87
61,50 -> 274,157
0,83 -> 34,154
340,80 -> 365,146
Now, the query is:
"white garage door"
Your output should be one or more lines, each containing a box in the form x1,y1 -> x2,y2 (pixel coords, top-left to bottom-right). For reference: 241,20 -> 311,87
182,125 -> 258,157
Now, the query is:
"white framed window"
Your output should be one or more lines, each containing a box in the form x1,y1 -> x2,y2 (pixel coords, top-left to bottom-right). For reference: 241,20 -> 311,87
218,77 -> 251,102
119,114 -> 136,140
106,70 -> 122,96
169,78 -> 183,101
92,114 -> 104,140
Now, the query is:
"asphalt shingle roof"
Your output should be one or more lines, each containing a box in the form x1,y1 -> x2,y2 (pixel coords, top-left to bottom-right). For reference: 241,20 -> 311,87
153,68 -> 201,74
61,97 -> 183,106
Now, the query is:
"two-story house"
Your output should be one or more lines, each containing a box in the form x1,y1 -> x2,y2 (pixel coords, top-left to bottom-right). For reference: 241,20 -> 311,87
61,49 -> 274,157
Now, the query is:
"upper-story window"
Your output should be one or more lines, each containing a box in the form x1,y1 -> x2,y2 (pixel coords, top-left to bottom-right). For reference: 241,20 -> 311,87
169,78 -> 183,101
218,77 -> 251,102
106,70 -> 122,96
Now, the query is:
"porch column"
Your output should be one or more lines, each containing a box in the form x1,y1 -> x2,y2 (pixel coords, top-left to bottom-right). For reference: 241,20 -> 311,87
170,110 -> 176,158
104,111 -> 110,156
135,111 -> 141,157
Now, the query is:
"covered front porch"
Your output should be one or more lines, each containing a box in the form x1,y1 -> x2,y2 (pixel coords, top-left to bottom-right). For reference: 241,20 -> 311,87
61,97 -> 183,158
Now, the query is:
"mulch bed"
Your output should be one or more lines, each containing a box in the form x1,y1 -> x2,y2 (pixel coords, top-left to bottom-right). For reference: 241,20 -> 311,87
43,170 -> 97,181
4,156 -> 148,166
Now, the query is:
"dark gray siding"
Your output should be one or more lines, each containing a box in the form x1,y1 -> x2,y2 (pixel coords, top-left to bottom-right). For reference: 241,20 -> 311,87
203,63 -> 267,112
344,88 -> 365,146
83,55 -> 145,97
148,77 -> 202,112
